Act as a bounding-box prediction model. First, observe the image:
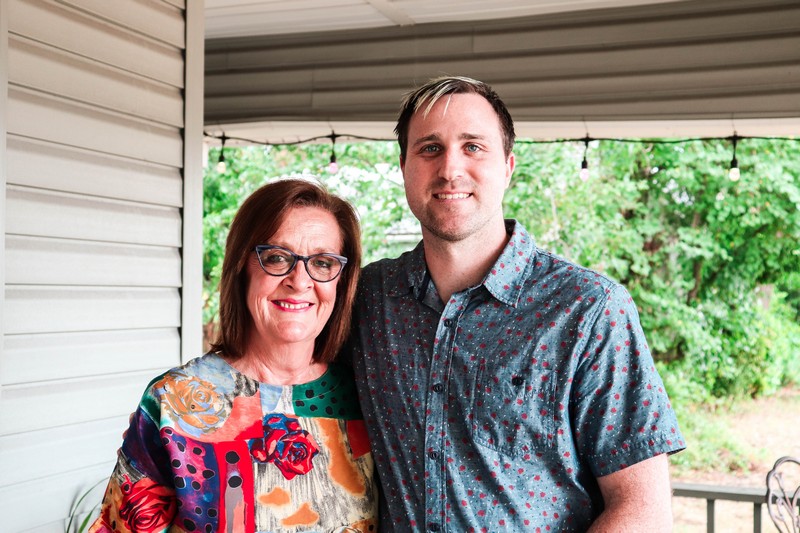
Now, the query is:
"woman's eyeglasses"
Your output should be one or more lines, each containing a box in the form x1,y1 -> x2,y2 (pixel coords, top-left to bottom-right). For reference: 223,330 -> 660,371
254,245 -> 348,282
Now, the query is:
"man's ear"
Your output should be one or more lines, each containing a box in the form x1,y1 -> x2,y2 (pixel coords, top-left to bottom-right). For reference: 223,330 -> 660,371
399,154 -> 406,173
505,152 -> 515,188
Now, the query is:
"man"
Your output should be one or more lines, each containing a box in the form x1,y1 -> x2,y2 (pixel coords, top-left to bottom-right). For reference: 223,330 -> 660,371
351,76 -> 685,531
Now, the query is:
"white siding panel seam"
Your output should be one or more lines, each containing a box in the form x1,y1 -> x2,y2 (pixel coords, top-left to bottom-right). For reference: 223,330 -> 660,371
58,0 -> 185,49
5,164 -> 183,208
5,232 -> 182,251
4,285 -> 183,335
8,77 -> 183,131
0,456 -> 114,489
0,415 -> 129,487
0,365 -> 173,390
9,34 -> 184,127
48,0 -> 185,50
5,182 -> 180,210
6,134 -> 183,207
6,184 -> 183,247
0,463 -> 113,531
161,0 -> 185,10
0,368 -> 170,436
6,235 -> 182,288
8,86 -> 183,167
9,0 -> 185,87
3,327 -> 181,385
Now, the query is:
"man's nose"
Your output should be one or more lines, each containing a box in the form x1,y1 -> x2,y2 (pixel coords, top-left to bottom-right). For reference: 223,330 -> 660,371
438,148 -> 466,181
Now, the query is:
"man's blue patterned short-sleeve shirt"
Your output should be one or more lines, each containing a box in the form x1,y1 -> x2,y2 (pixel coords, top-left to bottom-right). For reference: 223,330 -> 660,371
352,220 -> 685,532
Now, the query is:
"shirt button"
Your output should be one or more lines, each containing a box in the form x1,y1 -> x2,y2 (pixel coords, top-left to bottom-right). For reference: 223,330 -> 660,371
512,376 -> 525,386
428,450 -> 439,460
429,524 -> 441,532
432,383 -> 444,393
444,318 -> 453,327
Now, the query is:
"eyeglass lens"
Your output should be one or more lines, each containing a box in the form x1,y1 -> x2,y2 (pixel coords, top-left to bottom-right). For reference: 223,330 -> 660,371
256,247 -> 344,282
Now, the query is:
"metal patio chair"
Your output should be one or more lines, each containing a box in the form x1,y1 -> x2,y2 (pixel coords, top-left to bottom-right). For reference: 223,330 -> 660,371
766,456 -> 800,533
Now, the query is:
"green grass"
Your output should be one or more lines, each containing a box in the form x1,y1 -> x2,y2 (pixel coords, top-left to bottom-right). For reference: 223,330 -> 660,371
669,401 -> 753,477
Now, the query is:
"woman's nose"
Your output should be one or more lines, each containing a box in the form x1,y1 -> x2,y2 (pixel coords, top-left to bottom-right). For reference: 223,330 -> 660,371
283,259 -> 314,288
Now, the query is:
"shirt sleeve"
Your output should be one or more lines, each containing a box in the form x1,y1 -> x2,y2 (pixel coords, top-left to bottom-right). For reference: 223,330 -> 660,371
90,395 -> 177,533
570,284 -> 685,478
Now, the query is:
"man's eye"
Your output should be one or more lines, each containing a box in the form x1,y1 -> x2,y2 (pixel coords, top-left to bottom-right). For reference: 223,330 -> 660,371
465,144 -> 481,153
421,145 -> 440,153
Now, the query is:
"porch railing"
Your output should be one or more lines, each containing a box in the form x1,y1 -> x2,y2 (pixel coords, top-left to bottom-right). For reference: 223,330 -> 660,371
672,482 -> 769,533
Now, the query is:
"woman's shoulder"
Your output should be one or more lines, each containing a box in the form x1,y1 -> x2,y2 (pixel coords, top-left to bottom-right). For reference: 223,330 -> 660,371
141,353 -> 250,437
144,353 -> 244,398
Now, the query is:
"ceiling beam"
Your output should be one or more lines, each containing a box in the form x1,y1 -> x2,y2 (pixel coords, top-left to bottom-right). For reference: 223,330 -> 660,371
205,0 -> 800,141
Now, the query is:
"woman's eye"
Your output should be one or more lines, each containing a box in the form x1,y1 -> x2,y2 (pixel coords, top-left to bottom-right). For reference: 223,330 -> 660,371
311,257 -> 334,270
266,253 -> 290,264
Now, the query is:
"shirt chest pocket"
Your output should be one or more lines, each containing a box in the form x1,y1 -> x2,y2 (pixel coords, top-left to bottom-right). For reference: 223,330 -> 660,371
470,360 -> 558,457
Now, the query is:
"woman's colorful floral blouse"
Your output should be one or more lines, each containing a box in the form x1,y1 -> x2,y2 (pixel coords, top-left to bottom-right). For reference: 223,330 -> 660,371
90,354 -> 377,533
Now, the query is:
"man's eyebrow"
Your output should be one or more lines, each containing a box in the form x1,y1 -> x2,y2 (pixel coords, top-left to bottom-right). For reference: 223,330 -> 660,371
411,132 -> 487,147
410,133 -> 441,148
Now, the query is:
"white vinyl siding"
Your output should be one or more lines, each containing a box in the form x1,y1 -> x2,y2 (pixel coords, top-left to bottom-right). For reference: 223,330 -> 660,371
0,0 -> 201,530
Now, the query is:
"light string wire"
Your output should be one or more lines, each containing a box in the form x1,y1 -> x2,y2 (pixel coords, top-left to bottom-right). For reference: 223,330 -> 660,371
204,131 -> 799,147
204,130 -> 799,179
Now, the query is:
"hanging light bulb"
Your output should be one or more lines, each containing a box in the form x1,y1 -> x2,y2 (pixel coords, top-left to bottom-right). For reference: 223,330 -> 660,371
729,159 -> 740,182
327,132 -> 339,174
216,133 -> 228,173
728,134 -> 740,182
579,137 -> 591,181
579,159 -> 589,182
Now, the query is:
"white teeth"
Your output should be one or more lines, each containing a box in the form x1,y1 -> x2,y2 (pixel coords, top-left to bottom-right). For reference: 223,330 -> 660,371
276,301 -> 311,310
436,193 -> 470,199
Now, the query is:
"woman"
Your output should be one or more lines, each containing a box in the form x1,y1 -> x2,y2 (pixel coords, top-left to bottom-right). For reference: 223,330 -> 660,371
91,179 -> 376,532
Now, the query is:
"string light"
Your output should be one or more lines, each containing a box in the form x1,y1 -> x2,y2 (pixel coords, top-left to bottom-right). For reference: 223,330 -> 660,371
728,134 -> 740,182
327,132 -> 339,174
216,133 -> 228,173
202,131 -> 799,180
579,137 -> 591,182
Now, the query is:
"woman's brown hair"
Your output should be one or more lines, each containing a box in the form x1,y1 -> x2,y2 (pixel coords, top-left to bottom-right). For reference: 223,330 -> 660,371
209,178 -> 361,363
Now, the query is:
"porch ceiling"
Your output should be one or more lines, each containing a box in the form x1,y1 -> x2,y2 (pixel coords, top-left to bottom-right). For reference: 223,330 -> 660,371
204,0 -> 692,40
204,0 -> 800,144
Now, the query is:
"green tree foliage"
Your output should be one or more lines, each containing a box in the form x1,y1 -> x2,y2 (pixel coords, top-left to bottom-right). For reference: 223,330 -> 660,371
505,139 -> 800,401
204,137 -> 800,401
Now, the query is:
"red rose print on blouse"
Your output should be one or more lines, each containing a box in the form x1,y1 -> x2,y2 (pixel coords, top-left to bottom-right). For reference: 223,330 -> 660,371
118,475 -> 177,532
250,413 -> 320,480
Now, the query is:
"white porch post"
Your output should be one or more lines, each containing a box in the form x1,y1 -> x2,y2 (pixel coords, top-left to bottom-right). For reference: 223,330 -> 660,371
182,0 -> 205,363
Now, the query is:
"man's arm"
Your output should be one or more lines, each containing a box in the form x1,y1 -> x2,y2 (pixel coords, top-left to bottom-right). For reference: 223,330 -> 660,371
588,453 -> 674,532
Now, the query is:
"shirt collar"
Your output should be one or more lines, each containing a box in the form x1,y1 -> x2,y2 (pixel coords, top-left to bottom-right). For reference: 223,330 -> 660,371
390,220 -> 537,307
481,220 -> 536,307
386,240 -> 428,299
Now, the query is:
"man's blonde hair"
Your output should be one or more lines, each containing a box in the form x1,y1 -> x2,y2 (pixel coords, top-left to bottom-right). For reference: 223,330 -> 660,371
394,75 -> 516,158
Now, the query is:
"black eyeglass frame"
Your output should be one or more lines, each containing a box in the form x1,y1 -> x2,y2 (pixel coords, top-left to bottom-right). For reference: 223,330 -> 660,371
253,244 -> 348,283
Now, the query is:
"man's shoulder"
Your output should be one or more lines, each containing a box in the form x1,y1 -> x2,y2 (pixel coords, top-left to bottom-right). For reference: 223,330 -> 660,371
531,247 -> 628,298
361,247 -> 419,283
362,254 -> 403,274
